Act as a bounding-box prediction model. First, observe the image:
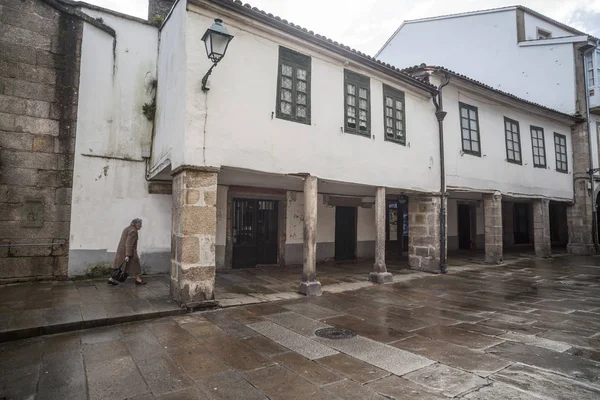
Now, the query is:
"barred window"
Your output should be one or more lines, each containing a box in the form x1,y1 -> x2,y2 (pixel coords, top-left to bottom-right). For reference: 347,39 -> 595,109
554,133 -> 568,173
530,126 -> 546,168
276,47 -> 311,124
504,117 -> 522,164
383,84 -> 406,145
344,70 -> 370,136
459,103 -> 480,156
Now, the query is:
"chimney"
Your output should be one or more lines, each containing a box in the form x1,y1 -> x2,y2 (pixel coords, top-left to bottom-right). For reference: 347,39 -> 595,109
148,0 -> 176,21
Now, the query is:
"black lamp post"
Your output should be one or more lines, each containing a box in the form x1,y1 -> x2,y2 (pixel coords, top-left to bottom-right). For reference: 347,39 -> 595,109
201,19 -> 234,92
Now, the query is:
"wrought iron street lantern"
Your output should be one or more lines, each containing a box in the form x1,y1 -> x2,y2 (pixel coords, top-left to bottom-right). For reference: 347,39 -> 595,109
201,19 -> 234,92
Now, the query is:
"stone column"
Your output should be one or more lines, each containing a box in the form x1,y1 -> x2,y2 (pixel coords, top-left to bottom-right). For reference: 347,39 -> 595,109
299,175 -> 322,296
408,195 -> 442,273
533,199 -> 552,257
483,192 -> 503,264
170,166 -> 219,307
370,187 -> 393,283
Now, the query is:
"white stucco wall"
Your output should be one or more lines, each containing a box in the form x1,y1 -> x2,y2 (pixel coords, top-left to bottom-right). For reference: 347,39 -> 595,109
69,10 -> 171,276
443,83 -> 574,200
153,0 -> 187,173
377,10 -> 577,114
182,6 -> 440,193
523,13 -> 574,40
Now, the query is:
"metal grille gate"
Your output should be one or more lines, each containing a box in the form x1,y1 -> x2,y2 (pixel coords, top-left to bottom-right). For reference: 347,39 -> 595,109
232,199 -> 278,269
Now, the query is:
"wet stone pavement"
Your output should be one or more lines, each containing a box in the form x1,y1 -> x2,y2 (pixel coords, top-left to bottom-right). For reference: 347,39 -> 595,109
0,276 -> 183,342
2,256 -> 600,399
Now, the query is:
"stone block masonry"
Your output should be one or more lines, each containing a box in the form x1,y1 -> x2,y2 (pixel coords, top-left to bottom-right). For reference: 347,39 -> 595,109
483,192 -> 503,264
533,199 -> 551,258
0,0 -> 81,280
170,167 -> 219,306
408,195 -> 443,273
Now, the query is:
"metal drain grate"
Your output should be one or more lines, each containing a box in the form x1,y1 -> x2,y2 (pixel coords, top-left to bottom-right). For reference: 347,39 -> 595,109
314,327 -> 357,339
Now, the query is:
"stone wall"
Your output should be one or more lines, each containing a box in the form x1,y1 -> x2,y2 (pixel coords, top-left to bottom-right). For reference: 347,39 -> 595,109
0,0 -> 81,280
148,0 -> 175,21
483,192 -> 503,264
408,195 -> 442,273
170,167 -> 218,306
568,43 -> 595,255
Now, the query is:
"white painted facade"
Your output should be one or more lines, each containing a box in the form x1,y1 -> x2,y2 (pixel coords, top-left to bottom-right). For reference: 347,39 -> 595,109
439,79 -> 574,200
150,3 -> 441,193
377,7 -> 581,115
68,9 -> 172,276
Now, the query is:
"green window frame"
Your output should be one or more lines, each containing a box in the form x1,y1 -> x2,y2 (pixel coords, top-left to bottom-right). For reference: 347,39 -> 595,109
276,46 -> 311,124
530,126 -> 546,168
554,133 -> 568,173
504,117 -> 522,165
344,70 -> 370,136
459,102 -> 481,156
382,84 -> 406,145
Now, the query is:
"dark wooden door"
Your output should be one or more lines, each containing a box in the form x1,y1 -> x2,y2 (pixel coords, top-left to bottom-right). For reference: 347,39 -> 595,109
335,206 -> 356,261
513,203 -> 530,244
232,199 -> 278,269
458,204 -> 471,250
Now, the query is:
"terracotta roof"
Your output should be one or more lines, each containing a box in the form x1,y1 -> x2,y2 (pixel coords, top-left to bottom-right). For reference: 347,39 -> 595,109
189,0 -> 437,93
402,65 -> 582,122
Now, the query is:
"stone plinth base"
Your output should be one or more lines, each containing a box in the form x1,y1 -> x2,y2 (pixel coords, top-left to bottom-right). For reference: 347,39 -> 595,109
369,272 -> 393,284
299,281 -> 322,296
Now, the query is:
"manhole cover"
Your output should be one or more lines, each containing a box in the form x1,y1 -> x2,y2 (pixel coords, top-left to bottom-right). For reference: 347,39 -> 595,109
315,328 -> 357,339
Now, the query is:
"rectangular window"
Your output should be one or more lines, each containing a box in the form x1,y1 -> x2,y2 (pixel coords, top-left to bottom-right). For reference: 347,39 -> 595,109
587,53 -> 595,88
344,70 -> 370,136
504,117 -> 522,164
276,47 -> 311,124
383,84 -> 406,145
530,126 -> 546,168
596,50 -> 600,87
536,28 -> 552,39
554,133 -> 568,173
459,103 -> 481,156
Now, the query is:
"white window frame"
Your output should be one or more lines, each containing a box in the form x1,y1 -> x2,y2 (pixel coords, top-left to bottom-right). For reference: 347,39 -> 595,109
587,51 -> 595,88
536,27 -> 552,40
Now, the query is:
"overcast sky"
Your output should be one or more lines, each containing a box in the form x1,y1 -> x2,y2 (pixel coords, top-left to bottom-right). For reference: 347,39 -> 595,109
86,0 -> 600,55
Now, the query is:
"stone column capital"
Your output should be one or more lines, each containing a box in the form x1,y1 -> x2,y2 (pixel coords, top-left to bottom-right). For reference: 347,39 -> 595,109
171,165 -> 221,177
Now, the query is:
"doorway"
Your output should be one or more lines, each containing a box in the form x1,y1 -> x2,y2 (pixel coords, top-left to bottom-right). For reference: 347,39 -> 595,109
232,198 -> 279,269
513,203 -> 531,244
458,204 -> 472,250
386,199 -> 408,258
335,206 -> 357,261
549,201 -> 568,248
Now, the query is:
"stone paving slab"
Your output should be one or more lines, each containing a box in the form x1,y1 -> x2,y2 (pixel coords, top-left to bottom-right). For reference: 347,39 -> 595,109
404,363 -> 489,398
392,335 -> 512,377
487,341 -> 600,383
247,321 -> 338,360
492,363 -> 600,399
462,382 -> 542,400
315,334 -> 435,376
365,375 -> 447,399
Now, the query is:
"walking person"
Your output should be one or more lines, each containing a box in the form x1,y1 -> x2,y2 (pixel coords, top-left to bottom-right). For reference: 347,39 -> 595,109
108,218 -> 147,285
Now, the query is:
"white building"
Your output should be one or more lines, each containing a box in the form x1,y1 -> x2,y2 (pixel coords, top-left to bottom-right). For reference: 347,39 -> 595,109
57,0 -> 577,306
376,5 -> 600,255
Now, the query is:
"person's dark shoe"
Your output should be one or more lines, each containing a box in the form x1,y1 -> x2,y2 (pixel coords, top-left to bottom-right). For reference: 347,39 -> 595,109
135,280 -> 147,285
107,280 -> 118,286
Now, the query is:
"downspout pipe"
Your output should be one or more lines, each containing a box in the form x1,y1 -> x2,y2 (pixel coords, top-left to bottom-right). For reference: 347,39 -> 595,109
432,72 -> 450,273
582,48 -> 600,254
